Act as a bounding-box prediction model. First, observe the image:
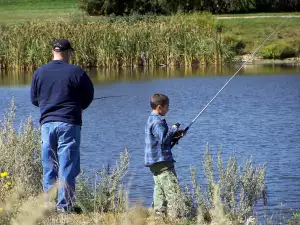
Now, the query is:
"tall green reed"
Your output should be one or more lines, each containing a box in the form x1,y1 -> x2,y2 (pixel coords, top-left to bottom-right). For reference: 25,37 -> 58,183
0,13 -> 233,70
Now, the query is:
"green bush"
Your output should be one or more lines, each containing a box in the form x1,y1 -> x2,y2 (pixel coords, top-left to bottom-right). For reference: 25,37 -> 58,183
288,211 -> 300,224
260,41 -> 297,59
185,144 -> 267,223
222,34 -> 246,55
296,41 -> 300,58
77,0 -> 183,15
0,100 -> 42,224
75,150 -> 130,213
0,99 -> 42,198
78,0 -> 135,16
77,0 -> 300,16
78,0 -> 103,16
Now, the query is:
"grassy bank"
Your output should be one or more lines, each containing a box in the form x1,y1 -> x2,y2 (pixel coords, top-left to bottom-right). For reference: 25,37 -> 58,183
0,0 -> 78,24
218,17 -> 300,60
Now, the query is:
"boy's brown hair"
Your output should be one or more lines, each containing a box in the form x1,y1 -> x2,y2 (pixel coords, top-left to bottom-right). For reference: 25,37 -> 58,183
150,93 -> 169,109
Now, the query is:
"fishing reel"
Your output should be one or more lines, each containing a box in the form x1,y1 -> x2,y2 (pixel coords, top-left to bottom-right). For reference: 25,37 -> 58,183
171,123 -> 187,148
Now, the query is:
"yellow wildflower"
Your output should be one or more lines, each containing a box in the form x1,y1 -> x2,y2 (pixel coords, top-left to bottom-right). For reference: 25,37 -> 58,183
0,208 -> 3,213
5,181 -> 12,188
0,172 -> 8,178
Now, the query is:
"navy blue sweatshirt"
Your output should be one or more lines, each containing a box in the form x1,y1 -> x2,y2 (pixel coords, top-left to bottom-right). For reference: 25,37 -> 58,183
31,60 -> 94,125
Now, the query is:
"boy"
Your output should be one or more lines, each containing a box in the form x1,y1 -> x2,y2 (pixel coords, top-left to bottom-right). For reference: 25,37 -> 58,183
144,93 -> 186,217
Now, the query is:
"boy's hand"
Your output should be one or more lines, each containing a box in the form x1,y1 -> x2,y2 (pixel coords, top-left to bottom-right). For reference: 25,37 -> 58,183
171,129 -> 187,148
174,130 -> 187,138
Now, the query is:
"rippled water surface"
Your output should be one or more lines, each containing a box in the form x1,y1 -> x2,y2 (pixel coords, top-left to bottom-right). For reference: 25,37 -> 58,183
0,64 -> 299,219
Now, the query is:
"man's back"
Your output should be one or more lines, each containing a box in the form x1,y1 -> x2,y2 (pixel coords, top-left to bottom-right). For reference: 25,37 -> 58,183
31,60 -> 94,125
33,39 -> 94,213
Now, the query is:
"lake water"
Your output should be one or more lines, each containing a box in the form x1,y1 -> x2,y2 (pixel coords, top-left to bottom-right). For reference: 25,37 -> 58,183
0,63 -> 299,220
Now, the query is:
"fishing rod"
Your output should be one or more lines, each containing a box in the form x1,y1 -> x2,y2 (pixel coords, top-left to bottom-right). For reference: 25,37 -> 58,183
171,17 -> 288,149
93,95 -> 126,101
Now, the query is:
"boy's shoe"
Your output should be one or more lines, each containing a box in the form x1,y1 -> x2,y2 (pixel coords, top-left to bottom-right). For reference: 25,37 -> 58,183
154,210 -> 166,218
72,206 -> 83,214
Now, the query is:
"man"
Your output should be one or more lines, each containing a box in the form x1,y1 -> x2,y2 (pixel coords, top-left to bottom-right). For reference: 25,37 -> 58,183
31,39 -> 94,212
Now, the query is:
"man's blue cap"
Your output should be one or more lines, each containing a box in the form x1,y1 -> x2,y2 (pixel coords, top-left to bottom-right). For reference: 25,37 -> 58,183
53,39 -> 74,52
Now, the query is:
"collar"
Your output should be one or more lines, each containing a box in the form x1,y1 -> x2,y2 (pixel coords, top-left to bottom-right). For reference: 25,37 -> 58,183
51,60 -> 67,64
151,111 -> 165,121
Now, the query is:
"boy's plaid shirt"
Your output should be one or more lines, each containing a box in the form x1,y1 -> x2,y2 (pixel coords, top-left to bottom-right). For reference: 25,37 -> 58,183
144,112 -> 177,167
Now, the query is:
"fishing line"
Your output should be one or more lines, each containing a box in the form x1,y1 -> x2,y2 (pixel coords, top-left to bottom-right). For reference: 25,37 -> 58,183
171,17 -> 288,148
93,95 -> 127,101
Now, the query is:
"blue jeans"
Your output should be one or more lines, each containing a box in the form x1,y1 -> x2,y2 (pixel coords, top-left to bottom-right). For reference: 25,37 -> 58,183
41,122 -> 81,210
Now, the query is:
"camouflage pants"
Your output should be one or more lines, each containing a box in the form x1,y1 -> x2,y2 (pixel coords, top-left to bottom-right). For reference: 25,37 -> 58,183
153,167 -> 181,217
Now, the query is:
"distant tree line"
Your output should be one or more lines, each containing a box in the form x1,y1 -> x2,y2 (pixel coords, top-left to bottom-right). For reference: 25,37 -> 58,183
78,0 -> 300,15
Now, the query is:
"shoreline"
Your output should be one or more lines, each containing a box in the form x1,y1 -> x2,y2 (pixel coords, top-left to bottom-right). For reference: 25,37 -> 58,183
0,58 -> 299,72
233,55 -> 300,65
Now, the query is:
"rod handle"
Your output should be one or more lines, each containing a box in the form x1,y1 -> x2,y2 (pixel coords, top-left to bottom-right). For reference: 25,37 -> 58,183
170,126 -> 189,149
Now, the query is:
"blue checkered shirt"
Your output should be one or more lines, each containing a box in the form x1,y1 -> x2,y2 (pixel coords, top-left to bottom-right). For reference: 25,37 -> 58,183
144,112 -> 178,167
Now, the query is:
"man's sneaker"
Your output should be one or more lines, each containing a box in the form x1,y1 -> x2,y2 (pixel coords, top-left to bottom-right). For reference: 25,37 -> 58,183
56,206 -> 83,214
56,207 -> 67,214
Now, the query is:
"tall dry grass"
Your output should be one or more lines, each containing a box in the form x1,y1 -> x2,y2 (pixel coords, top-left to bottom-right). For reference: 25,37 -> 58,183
0,99 -> 45,224
0,13 -> 233,70
0,99 -> 42,199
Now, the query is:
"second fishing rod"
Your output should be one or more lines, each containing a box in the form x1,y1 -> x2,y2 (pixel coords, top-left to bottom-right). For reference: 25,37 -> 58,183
93,95 -> 126,101
171,17 -> 288,149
